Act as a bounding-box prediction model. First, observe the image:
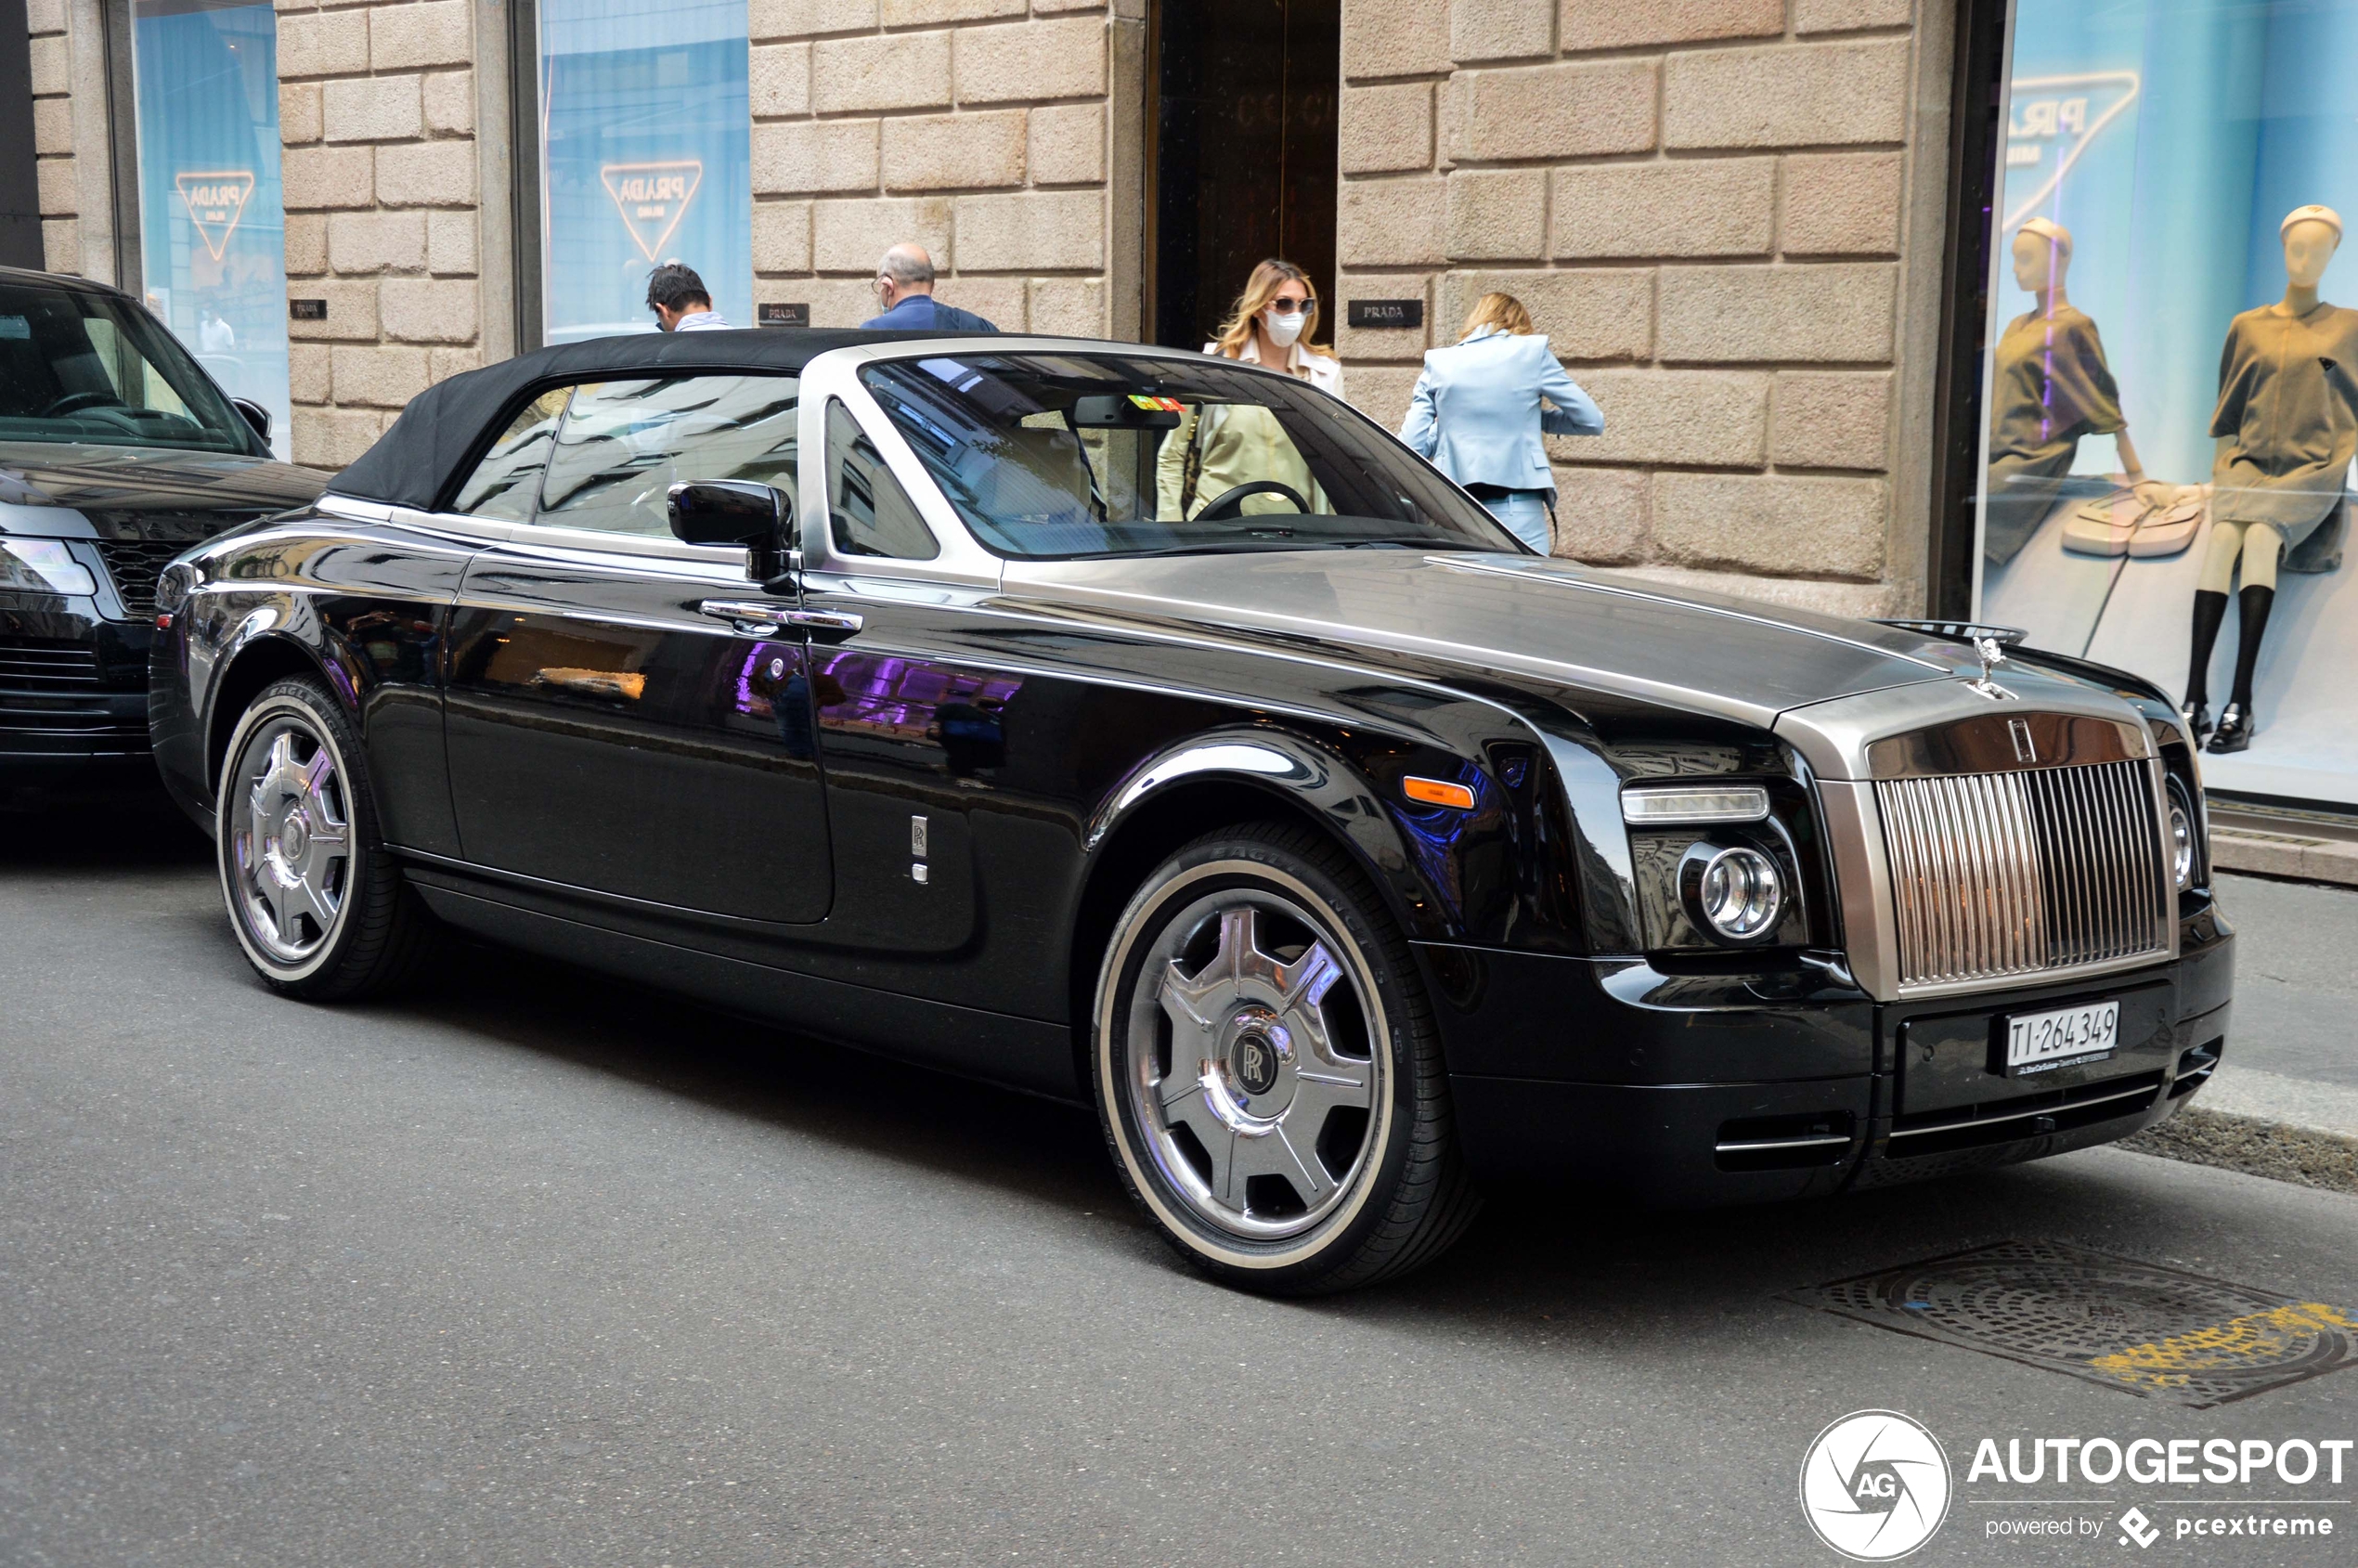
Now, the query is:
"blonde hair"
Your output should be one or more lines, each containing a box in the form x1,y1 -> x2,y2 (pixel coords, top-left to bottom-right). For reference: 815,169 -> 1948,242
1461,292 -> 1535,340
1212,259 -> 1328,359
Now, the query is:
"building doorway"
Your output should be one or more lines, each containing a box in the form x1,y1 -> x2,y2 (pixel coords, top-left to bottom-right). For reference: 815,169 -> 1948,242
1147,0 -> 1338,351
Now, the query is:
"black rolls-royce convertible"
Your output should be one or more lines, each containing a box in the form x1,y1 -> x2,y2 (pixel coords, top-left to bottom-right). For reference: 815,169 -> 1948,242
149,330 -> 2234,1294
0,267 -> 323,805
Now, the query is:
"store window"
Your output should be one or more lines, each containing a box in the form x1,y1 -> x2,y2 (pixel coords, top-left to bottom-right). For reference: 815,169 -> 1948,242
536,0 -> 752,343
127,0 -> 291,456
1976,0 -> 2358,806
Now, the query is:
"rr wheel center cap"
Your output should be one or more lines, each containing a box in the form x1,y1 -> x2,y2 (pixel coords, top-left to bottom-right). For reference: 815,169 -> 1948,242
1223,1007 -> 1294,1108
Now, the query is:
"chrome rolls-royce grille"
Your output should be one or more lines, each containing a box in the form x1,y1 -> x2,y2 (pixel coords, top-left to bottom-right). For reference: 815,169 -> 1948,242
1876,758 -> 2170,988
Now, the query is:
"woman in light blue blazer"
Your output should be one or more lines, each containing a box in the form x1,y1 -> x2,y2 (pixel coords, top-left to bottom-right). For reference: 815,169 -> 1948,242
1397,292 -> 1604,553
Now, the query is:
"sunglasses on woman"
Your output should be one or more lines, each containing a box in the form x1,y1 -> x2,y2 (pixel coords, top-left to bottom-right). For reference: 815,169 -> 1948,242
1266,296 -> 1311,314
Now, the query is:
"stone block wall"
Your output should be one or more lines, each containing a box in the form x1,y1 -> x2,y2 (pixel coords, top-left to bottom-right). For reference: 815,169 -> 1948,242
745,0 -> 1116,335
277,0 -> 486,467
28,0 -> 87,276
1336,0 -> 1938,616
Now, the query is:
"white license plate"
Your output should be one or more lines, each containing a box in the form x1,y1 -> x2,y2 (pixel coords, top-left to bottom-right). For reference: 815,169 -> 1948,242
2004,1000 -> 2120,1076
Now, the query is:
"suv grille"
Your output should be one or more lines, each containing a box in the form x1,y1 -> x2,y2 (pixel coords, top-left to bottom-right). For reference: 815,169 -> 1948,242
1877,758 -> 2170,988
0,638 -> 103,691
93,538 -> 190,617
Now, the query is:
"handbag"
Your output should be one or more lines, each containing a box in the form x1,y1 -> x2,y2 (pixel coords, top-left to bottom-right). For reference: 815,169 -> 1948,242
1176,407 -> 1208,515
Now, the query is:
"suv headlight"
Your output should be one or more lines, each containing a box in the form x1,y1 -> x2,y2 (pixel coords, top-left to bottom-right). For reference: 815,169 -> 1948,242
0,538 -> 98,597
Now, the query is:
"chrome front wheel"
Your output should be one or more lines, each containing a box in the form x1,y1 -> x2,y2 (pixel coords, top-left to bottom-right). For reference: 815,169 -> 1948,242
228,721 -> 353,963
1094,823 -> 1481,1294
215,676 -> 435,999
1125,890 -> 1383,1240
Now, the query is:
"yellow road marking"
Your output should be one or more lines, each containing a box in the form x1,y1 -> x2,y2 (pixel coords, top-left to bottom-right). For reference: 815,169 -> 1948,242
2089,1302 -> 2358,1390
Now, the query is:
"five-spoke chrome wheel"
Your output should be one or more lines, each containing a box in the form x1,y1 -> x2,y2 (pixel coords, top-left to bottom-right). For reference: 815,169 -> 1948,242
228,719 -> 353,962
1125,891 -> 1382,1239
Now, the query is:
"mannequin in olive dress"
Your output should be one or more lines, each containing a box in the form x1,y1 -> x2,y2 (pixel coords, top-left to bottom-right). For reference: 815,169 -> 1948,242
1984,219 -> 2167,564
2185,205 -> 2358,752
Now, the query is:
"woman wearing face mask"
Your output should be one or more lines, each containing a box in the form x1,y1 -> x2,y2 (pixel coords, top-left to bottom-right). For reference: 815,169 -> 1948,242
1397,292 -> 1603,554
1156,259 -> 1342,520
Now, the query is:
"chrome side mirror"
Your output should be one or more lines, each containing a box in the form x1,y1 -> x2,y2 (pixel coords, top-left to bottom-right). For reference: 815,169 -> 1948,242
667,480 -> 797,585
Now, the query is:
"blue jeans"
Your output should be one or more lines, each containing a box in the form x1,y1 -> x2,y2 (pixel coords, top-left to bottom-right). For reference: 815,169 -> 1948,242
1483,490 -> 1552,554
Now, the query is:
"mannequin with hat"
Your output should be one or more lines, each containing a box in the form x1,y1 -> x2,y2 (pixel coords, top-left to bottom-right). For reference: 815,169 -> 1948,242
1983,218 -> 2166,564
2184,204 -> 2358,752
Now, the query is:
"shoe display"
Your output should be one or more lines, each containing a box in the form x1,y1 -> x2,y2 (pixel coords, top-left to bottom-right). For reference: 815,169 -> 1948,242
2208,703 -> 2254,753
2183,702 -> 2214,743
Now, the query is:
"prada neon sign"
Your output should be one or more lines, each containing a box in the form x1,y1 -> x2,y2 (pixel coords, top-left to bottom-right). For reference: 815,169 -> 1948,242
600,161 -> 705,263
175,169 -> 255,261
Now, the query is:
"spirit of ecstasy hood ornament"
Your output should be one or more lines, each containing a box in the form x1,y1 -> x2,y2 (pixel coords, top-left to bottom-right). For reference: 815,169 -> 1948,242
1967,634 -> 2015,700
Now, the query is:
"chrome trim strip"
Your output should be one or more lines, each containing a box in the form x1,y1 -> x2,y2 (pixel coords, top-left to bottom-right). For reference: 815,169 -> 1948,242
1714,1134 -> 1854,1153
1886,1080 -> 2156,1141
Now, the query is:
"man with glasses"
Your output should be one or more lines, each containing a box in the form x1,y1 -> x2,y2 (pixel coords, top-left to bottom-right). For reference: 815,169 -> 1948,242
861,244 -> 999,332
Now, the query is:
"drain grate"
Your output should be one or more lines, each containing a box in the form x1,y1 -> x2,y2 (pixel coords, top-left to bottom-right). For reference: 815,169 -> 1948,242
1782,1239 -> 2358,1408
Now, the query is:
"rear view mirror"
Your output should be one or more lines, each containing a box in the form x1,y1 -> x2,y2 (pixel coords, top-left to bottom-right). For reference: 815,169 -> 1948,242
668,480 -> 797,585
1070,393 -> 1185,430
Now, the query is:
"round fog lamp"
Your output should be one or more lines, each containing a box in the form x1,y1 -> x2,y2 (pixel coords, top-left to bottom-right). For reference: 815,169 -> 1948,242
1694,846 -> 1782,940
2167,798 -> 2196,891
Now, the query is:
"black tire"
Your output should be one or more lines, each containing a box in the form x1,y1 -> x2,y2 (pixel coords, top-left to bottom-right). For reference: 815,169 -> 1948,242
1092,821 -> 1482,1294
215,675 -> 436,1000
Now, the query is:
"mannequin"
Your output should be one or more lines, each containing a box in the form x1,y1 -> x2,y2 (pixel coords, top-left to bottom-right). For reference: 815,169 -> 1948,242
2186,205 -> 2358,751
1984,218 -> 2165,564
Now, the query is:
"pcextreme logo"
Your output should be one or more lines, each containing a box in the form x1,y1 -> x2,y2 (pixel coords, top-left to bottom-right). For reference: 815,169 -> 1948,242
1801,1410 -> 1954,1561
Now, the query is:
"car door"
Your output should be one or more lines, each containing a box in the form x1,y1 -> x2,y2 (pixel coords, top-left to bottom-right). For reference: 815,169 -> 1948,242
441,372 -> 833,924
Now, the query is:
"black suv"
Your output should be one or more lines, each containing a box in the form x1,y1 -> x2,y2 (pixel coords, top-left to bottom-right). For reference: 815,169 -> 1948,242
0,266 -> 324,806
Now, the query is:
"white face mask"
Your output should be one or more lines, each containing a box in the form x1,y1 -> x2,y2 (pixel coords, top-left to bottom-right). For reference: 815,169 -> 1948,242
1263,308 -> 1307,348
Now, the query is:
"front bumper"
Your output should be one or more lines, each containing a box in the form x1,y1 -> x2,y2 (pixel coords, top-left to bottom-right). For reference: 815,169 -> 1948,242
1423,907 -> 2235,1207
0,596 -> 156,800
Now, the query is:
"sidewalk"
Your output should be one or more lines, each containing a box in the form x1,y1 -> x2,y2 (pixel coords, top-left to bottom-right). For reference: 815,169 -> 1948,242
2123,872 -> 2358,1191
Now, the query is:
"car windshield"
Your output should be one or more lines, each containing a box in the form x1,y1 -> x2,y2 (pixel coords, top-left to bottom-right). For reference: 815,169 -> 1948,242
858,352 -> 1522,559
0,279 -> 254,452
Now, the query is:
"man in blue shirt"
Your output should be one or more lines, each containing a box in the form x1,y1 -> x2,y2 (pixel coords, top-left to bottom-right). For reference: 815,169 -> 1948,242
646,263 -> 732,331
861,244 -> 999,332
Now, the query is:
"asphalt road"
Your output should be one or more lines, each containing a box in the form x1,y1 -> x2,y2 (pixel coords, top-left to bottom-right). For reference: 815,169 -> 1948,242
6,812 -> 2358,1567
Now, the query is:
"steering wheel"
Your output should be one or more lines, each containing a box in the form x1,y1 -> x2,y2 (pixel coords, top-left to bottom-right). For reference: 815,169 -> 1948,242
1195,479 -> 1311,522
40,391 -> 122,418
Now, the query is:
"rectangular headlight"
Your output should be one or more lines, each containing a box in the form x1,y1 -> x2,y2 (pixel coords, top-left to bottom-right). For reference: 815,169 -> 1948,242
0,538 -> 98,597
1621,784 -> 1772,825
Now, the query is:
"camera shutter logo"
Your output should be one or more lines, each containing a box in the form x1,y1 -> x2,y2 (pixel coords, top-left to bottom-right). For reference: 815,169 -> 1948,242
1799,1410 -> 1952,1561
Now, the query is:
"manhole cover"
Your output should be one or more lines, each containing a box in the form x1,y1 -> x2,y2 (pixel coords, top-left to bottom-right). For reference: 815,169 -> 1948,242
1782,1239 -> 2358,1407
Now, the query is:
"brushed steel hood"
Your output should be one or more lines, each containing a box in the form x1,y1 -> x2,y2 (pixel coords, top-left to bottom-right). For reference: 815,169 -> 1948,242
1002,551 -> 1970,727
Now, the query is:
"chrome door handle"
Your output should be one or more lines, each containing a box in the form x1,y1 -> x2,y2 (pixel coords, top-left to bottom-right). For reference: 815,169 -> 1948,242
697,600 -> 864,637
699,599 -> 788,632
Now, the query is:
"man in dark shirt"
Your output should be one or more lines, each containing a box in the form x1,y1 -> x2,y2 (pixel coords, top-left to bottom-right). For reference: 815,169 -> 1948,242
861,244 -> 999,332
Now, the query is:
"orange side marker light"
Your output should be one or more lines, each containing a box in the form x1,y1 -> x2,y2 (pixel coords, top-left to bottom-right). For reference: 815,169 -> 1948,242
1402,776 -> 1476,810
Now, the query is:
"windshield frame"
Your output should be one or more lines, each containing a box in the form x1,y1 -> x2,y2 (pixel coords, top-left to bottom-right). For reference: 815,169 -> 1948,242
846,343 -> 1527,564
0,276 -> 263,457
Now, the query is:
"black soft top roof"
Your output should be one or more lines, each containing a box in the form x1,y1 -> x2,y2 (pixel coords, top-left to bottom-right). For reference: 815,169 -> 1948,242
330,327 -> 933,512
